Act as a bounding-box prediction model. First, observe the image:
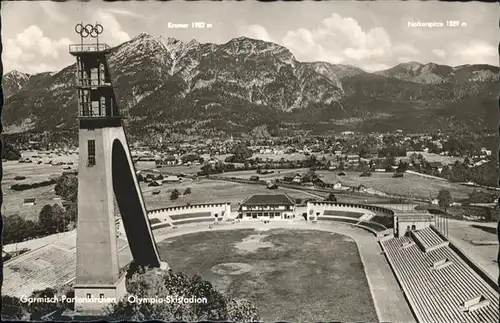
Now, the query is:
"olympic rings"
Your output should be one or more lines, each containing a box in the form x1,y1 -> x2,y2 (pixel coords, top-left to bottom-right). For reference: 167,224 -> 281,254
75,23 -> 84,34
74,23 -> 104,38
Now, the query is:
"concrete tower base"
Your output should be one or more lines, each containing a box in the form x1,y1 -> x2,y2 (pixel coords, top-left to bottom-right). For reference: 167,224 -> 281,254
76,125 -> 163,315
74,274 -> 126,315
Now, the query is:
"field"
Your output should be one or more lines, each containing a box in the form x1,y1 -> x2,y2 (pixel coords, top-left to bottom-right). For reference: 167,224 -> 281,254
136,161 -> 204,175
218,168 -> 309,181
316,171 -> 487,200
3,161 -> 71,186
158,228 -> 377,322
212,167 -> 487,202
141,179 -> 316,210
398,151 -> 465,165
3,159 -> 71,221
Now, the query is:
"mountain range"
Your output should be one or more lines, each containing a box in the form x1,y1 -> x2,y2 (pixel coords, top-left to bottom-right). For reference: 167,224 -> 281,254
2,33 -> 499,137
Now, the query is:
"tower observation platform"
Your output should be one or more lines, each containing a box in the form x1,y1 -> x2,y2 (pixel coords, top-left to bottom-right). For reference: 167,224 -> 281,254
69,25 -> 121,130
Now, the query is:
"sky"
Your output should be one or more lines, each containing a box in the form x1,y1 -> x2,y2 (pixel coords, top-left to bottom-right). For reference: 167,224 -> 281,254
1,1 -> 499,74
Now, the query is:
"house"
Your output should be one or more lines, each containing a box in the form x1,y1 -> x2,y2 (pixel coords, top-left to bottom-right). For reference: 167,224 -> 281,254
153,174 -> 164,181
332,181 -> 342,190
312,178 -> 326,188
292,174 -> 303,184
355,184 -> 367,192
148,180 -> 162,187
481,147 -> 492,156
163,175 -> 181,183
347,154 -> 360,164
238,194 -> 296,220
267,183 -> 278,190
163,156 -> 177,165
23,198 -> 36,206
428,161 -> 444,173
365,148 -> 379,158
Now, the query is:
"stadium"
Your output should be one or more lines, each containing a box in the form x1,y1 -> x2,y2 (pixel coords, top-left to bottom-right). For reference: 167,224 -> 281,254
3,194 -> 499,322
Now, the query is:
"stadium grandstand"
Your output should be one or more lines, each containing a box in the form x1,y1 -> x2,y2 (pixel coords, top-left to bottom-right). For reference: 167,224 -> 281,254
381,226 -> 499,323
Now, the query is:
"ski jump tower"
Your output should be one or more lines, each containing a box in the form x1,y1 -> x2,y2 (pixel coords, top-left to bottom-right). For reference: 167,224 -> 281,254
69,23 -> 167,314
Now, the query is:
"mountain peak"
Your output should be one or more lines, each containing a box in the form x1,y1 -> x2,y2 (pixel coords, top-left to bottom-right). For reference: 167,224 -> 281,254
2,70 -> 31,98
397,61 -> 424,70
4,70 -> 30,78
134,32 -> 156,40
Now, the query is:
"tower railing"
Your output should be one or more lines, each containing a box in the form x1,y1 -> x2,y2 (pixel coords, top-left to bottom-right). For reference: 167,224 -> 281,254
69,43 -> 110,54
75,77 -> 111,87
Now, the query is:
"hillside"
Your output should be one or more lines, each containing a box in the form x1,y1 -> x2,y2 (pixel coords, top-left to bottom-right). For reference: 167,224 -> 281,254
2,33 -> 499,136
375,62 -> 500,84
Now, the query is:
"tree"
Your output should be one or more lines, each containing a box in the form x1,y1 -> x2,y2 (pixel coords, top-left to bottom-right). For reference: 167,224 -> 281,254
1,296 -> 29,320
396,160 -> 408,173
324,192 -> 337,202
225,297 -> 260,323
54,174 -> 78,203
38,204 -> 66,235
226,144 -> 253,163
170,189 -> 180,200
2,142 -> 22,161
27,288 -> 67,320
64,202 -> 78,224
183,187 -> 192,195
384,156 -> 396,167
468,190 -> 497,204
302,171 -> 317,183
437,189 -> 452,212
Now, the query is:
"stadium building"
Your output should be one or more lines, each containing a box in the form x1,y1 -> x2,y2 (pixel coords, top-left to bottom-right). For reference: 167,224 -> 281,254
238,194 -> 296,220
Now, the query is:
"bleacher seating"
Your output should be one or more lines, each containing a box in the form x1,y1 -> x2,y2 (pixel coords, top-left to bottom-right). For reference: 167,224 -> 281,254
316,217 -> 359,225
174,218 -> 214,226
371,215 -> 394,229
149,218 -> 161,225
152,222 -> 171,230
4,246 -> 76,298
356,221 -> 387,232
412,226 -> 449,252
54,235 -> 77,250
323,210 -> 364,218
381,228 -> 499,323
170,212 -> 212,221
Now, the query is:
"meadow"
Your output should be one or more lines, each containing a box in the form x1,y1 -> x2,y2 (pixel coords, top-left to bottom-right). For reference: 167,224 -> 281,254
211,168 -> 485,201
136,161 -> 203,175
141,179 -> 316,210
158,228 -> 377,322
316,171 -> 486,200
398,151 -> 465,165
3,157 -> 74,221
217,168 -> 309,181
